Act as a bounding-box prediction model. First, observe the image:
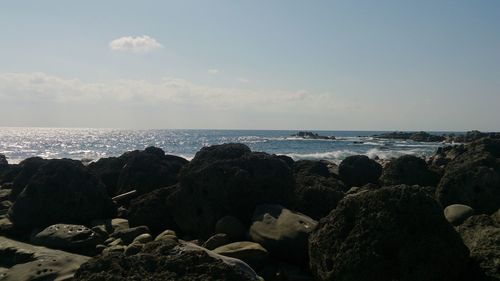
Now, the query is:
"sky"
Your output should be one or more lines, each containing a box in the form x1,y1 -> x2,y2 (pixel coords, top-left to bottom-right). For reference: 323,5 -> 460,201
0,0 -> 499,131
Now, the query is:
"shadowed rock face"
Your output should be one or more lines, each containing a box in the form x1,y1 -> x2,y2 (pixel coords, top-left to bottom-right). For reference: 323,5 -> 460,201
86,157 -> 125,196
309,185 -> 469,281
338,155 -> 382,187
10,157 -> 49,200
73,239 -> 260,281
115,147 -> 189,196
380,155 -> 440,186
171,143 -> 295,238
292,160 -> 345,220
8,159 -> 116,233
436,138 -> 500,214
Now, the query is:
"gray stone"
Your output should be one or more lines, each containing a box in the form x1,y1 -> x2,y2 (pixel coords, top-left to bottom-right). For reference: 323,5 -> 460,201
111,218 -> 130,232
30,224 -> 100,254
110,225 -> 149,244
213,241 -> 269,270
0,236 -> 89,281
202,233 -> 232,250
249,204 -> 317,265
133,233 -> 152,244
444,204 -> 475,226
155,229 -> 177,241
102,245 -> 125,255
124,242 -> 144,256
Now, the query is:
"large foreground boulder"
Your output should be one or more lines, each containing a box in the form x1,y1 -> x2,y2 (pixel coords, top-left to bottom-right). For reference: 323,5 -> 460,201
73,238 -> 260,281
31,224 -> 101,255
249,204 -> 317,265
292,160 -> 345,220
309,185 -> 469,281
380,155 -> 440,186
171,143 -> 295,238
115,147 -> 188,195
457,215 -> 500,281
0,236 -> 90,281
338,155 -> 382,187
436,138 -> 500,214
8,159 -> 116,232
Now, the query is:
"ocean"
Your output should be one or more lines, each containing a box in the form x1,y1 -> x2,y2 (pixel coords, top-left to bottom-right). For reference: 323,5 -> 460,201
0,127 -> 447,164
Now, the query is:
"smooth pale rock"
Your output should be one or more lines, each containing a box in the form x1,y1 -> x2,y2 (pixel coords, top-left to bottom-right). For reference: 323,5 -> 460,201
73,240 -> 260,281
155,229 -> 177,241
133,233 -> 152,244
249,204 -> 317,265
457,215 -> 500,281
110,226 -> 149,244
0,236 -> 89,281
31,224 -> 100,254
309,185 -> 470,281
215,216 -> 246,239
213,241 -> 269,270
111,218 -> 130,232
124,242 -> 144,256
444,204 -> 475,226
202,233 -> 231,250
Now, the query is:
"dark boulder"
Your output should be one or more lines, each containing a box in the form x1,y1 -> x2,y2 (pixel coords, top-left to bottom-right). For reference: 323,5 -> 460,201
293,160 -> 345,220
309,185 -> 470,281
73,239 -> 260,281
436,138 -> 500,214
171,143 -> 295,238
87,157 -> 124,196
457,215 -> 500,281
10,157 -> 49,200
115,147 -> 188,195
0,154 -> 7,166
380,155 -> 440,186
128,185 -> 179,235
30,224 -> 101,255
338,155 -> 382,187
8,159 -> 116,233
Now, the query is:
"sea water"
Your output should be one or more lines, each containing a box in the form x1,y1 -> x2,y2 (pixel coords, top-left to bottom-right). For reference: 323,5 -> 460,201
0,127 -> 448,164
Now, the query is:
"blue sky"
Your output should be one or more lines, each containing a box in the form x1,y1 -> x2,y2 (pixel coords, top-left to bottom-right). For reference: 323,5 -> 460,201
0,0 -> 499,130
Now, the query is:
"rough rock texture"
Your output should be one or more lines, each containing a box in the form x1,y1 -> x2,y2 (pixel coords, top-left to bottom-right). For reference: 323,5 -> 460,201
115,147 -> 188,195
10,157 -> 49,200
436,138 -> 500,214
8,159 -> 116,233
172,143 -> 295,238
73,238 -> 260,281
309,185 -> 470,281
249,204 -> 317,265
444,204 -> 475,226
457,215 -> 500,281
128,185 -> 178,235
380,155 -> 440,186
0,236 -> 89,281
86,157 -> 125,196
338,155 -> 382,187
292,160 -> 345,220
31,224 -> 101,254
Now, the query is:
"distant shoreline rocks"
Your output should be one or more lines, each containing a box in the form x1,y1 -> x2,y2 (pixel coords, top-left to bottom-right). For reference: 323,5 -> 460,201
291,131 -> 336,140
373,130 -> 500,143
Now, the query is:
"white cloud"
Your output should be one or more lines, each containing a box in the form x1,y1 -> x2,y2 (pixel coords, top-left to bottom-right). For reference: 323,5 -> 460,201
109,35 -> 162,53
208,69 -> 219,75
237,78 -> 250,83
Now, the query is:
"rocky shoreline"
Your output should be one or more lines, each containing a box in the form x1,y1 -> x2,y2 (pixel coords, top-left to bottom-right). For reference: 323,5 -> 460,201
373,130 -> 500,143
0,138 -> 499,281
